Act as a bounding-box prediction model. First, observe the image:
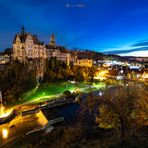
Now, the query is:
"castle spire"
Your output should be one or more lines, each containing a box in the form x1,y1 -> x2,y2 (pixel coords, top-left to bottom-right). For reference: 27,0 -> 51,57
49,33 -> 56,47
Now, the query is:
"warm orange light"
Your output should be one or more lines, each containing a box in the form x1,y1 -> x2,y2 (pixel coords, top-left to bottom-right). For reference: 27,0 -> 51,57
2,128 -> 9,139
94,70 -> 108,80
143,74 -> 148,79
0,105 -> 12,118
142,73 -> 148,80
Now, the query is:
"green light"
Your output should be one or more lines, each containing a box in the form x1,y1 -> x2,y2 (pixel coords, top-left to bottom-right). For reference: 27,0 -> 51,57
22,82 -> 107,104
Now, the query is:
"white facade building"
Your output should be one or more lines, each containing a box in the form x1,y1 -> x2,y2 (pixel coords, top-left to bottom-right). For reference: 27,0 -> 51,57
13,27 -> 72,65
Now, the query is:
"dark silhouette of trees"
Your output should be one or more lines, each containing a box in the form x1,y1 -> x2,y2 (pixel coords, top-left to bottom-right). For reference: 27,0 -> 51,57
44,57 -> 69,82
0,61 -> 36,103
97,84 -> 148,141
88,66 -> 97,82
74,67 -> 84,82
9,84 -> 148,147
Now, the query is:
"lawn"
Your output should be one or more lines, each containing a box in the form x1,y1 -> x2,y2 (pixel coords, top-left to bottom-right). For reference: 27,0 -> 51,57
21,81 -> 106,104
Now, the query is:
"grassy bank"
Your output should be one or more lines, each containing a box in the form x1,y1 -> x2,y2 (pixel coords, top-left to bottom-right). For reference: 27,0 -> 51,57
21,81 -> 106,104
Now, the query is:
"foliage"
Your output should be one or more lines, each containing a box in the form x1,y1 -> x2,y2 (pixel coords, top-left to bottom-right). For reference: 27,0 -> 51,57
11,85 -> 148,147
0,61 -> 37,103
73,67 -> 84,82
88,66 -> 97,82
63,90 -> 72,97
44,57 -> 98,83
44,57 -> 69,82
97,84 -> 148,140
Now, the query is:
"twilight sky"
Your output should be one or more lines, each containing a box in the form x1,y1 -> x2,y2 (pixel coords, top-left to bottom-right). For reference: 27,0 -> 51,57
0,0 -> 148,57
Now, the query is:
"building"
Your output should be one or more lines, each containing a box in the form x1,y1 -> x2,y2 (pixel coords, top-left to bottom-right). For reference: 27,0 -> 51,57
142,71 -> 148,81
74,59 -> 92,67
13,27 -> 72,65
0,53 -> 11,64
12,26 -> 73,80
49,34 -> 56,47
0,48 -> 12,65
94,69 -> 109,80
13,26 -> 46,62
46,45 -> 72,66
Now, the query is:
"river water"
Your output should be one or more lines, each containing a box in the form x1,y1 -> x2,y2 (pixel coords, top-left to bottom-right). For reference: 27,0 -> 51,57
42,91 -> 102,123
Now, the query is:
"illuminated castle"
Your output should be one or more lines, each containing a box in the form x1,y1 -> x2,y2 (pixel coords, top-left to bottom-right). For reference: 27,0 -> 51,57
12,26 -> 73,80
13,26 -> 46,62
13,26 -> 72,65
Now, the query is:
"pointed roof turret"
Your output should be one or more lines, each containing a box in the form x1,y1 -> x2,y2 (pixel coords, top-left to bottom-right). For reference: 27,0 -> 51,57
49,33 -> 56,47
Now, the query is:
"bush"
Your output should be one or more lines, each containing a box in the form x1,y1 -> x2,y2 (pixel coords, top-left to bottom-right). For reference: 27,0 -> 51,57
63,90 -> 72,97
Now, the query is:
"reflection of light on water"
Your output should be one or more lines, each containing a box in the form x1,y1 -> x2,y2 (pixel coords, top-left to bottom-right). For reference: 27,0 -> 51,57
2,128 -> 9,139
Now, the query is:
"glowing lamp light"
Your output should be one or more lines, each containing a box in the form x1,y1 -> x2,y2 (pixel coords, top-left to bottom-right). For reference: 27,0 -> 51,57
143,74 -> 148,79
120,70 -> 124,74
0,107 -> 12,118
2,128 -> 9,139
1,106 -> 5,110
99,91 -> 103,96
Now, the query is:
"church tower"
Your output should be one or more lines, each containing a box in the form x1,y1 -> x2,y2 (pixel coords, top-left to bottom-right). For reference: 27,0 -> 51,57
49,34 -> 56,47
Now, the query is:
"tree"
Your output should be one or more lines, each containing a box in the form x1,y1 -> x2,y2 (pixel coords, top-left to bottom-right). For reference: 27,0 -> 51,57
0,61 -> 37,103
77,92 -> 99,128
88,66 -> 97,82
44,57 -> 69,82
97,84 -> 147,141
74,67 -> 84,82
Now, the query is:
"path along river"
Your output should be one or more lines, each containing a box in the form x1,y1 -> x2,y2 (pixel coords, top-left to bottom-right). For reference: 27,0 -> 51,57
0,81 -> 115,146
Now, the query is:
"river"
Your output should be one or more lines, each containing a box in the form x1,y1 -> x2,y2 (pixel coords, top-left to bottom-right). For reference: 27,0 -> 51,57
42,91 -> 102,123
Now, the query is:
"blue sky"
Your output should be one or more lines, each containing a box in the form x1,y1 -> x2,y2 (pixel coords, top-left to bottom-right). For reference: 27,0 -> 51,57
0,0 -> 148,56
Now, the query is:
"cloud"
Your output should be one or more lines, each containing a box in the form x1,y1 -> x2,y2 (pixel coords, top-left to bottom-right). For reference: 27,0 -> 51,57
104,47 -> 148,54
132,39 -> 148,47
104,39 -> 148,57
119,50 -> 148,57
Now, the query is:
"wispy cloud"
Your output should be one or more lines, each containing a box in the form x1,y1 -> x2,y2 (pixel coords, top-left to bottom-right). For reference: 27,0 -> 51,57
132,39 -> 148,47
104,39 -> 148,57
119,50 -> 148,57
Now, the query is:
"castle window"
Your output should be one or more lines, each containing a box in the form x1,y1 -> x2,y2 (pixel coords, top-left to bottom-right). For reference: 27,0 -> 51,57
29,50 -> 32,56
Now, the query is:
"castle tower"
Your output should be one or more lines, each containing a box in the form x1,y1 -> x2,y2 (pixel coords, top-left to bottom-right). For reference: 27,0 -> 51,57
49,34 -> 56,47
